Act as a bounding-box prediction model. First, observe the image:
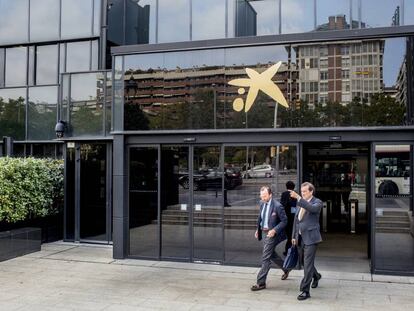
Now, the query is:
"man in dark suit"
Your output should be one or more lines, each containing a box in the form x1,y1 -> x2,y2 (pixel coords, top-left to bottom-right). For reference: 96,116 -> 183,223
251,186 -> 288,291
280,181 -> 297,256
290,182 -> 323,301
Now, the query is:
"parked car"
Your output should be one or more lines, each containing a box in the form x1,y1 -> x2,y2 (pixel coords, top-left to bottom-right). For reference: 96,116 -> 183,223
178,168 -> 242,191
244,164 -> 274,178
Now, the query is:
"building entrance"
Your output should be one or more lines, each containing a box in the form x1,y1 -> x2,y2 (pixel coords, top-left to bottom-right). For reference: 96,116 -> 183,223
303,142 -> 370,272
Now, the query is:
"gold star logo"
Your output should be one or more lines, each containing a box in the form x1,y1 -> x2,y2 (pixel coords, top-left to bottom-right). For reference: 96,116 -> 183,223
228,61 -> 289,112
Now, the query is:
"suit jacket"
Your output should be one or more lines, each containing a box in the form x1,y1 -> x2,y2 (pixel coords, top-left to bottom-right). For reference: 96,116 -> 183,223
280,190 -> 297,223
292,196 -> 323,245
256,198 -> 287,241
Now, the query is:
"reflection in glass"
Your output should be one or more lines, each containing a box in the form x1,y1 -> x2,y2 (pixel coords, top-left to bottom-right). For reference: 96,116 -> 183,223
66,41 -> 91,72
0,49 -> 4,87
192,0 -> 225,40
5,47 -> 27,87
61,0 -> 93,39
281,0 -> 314,34
316,1 -> 353,30
129,147 -> 159,257
125,0 -> 155,44
158,0 -> 189,43
361,0 -> 402,28
36,45 -> 59,85
161,146 -> 190,259
93,0 -> 101,36
405,0 -> 414,26
70,73 -> 104,136
91,40 -> 99,70
224,145 -> 297,264
30,0 -> 59,41
193,146 -> 223,261
0,0 -> 29,44
80,144 -> 107,241
374,144 -> 413,273
0,88 -> 26,140
28,86 -> 58,140
105,72 -> 112,135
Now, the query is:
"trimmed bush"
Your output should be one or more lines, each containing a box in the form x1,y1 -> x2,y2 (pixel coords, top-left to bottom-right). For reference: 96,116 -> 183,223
0,157 -> 63,223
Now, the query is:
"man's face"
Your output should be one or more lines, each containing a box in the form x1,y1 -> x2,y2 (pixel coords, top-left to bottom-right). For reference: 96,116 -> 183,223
260,189 -> 271,202
301,186 -> 313,201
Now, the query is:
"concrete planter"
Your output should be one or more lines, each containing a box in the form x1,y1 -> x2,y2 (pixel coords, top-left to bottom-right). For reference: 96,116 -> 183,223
0,227 -> 41,262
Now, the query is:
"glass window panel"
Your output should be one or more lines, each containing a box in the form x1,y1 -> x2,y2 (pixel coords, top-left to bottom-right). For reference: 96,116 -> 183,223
281,0 -> 315,34
317,0 -> 351,30
361,0 -> 402,28
158,0 -> 189,43
36,45 -> 59,85
125,0 -> 156,44
30,0 -> 59,41
0,88 -> 26,140
105,72 -> 112,135
66,41 -> 91,72
405,0 -> 414,26
374,144 -> 413,273
113,56 -> 124,131
129,147 -> 159,258
5,47 -> 27,87
93,0 -> 101,36
0,0 -> 29,44
192,0 -> 226,40
91,40 -> 99,70
107,0 -> 125,45
28,86 -> 58,140
229,0 -> 279,37
59,43 -> 66,74
61,0 -> 93,39
0,48 -> 5,87
70,73 -> 104,136
61,74 -> 70,123
28,46 -> 35,86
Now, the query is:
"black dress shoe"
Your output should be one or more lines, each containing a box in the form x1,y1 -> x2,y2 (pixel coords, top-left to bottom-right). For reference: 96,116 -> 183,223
311,273 -> 321,288
297,291 -> 310,300
251,284 -> 266,291
281,270 -> 289,280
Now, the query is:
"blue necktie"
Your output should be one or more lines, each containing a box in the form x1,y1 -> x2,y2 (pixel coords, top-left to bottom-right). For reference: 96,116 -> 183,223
261,202 -> 269,229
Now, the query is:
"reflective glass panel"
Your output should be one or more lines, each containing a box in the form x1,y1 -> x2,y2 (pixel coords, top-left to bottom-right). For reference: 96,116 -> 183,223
105,72 -> 112,135
113,56 -> 124,131
317,0 -> 352,31
224,145 -> 298,265
70,73 -> 104,136
91,40 -> 99,70
0,88 -> 26,140
121,36 -> 410,130
361,0 -> 402,28
0,49 -> 4,87
158,0 -> 189,43
229,0 -> 279,37
129,147 -> 159,257
374,144 -> 413,273
61,0 -> 93,39
107,0 -> 125,45
192,0 -> 226,40
5,47 -> 27,87
281,0 -> 315,34
28,86 -> 57,140
30,0 -> 59,41
125,0 -> 156,44
93,0 -> 101,36
161,146 -> 190,259
405,0 -> 414,26
66,41 -> 91,72
0,0 -> 29,44
36,45 -> 59,85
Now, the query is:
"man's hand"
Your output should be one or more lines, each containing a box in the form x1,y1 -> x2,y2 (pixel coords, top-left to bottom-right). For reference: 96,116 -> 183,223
291,238 -> 296,245
267,229 -> 276,238
255,230 -> 258,239
289,190 -> 301,200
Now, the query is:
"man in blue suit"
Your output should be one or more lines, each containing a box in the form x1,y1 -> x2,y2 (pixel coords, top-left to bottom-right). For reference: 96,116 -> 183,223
290,182 -> 323,301
251,186 -> 288,291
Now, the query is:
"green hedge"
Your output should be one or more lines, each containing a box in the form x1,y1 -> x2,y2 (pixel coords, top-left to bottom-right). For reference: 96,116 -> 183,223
0,157 -> 64,223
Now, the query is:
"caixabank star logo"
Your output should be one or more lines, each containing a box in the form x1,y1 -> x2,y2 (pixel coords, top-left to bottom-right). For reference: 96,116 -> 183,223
228,61 -> 289,112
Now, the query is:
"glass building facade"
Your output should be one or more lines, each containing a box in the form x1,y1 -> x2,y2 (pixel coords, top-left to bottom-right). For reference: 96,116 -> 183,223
0,0 -> 413,276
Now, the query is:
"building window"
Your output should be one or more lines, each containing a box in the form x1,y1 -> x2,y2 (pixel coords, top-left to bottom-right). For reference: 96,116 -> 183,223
0,0 -> 29,45
61,0 -> 94,39
29,0 -> 60,42
5,47 -> 27,87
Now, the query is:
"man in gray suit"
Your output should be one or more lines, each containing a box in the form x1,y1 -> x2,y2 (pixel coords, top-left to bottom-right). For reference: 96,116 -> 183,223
251,186 -> 288,291
290,182 -> 322,300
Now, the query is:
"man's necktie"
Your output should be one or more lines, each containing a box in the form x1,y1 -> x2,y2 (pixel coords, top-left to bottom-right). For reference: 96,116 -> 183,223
298,207 -> 306,221
262,202 -> 269,229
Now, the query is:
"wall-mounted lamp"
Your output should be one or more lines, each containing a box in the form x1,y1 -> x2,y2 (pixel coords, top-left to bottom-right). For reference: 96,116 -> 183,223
55,120 -> 67,138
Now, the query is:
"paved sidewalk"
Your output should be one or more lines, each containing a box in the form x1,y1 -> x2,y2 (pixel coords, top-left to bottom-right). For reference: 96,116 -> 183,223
0,242 -> 413,311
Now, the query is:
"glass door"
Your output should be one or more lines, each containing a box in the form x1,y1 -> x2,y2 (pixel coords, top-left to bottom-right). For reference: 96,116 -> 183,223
159,145 -> 224,262
373,144 -> 414,274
